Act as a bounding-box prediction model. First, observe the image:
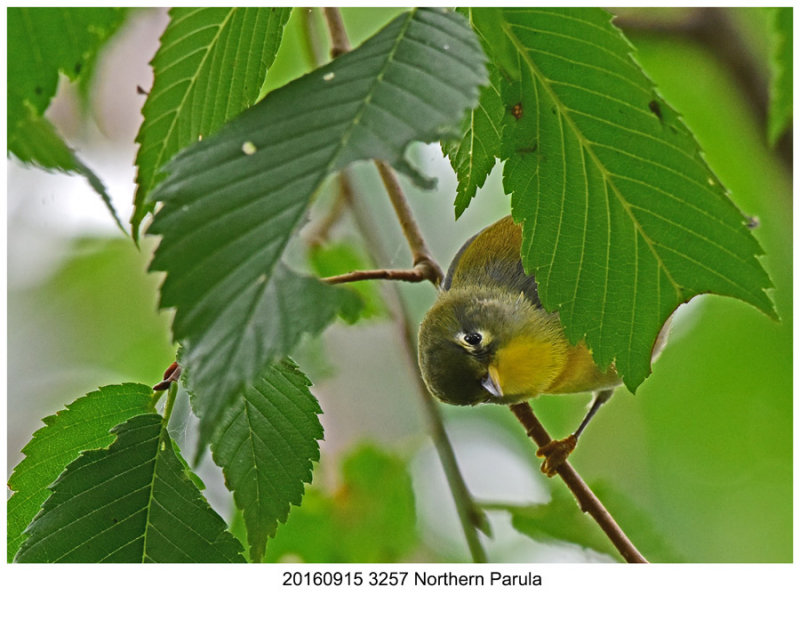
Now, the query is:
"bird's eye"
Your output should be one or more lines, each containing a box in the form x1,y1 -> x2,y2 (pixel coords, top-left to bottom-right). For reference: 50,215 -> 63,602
463,332 -> 482,347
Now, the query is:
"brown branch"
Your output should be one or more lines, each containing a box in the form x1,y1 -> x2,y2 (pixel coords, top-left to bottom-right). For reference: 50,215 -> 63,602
374,160 -> 444,287
323,7 -> 350,58
509,402 -> 648,564
322,266 -> 432,285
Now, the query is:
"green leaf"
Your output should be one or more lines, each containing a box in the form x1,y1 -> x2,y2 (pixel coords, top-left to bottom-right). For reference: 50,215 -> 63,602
15,414 -> 245,563
443,8 -> 505,218
265,444 -> 417,562
7,7 -> 126,117
506,490 -> 619,560
148,8 -> 487,443
11,236 -> 177,382
7,7 -> 126,231
175,265 -> 353,448
505,482 -> 682,562
476,7 -> 775,390
8,108 -> 122,232
7,384 -> 154,562
767,7 -> 792,145
132,7 -> 292,240
210,359 -> 323,562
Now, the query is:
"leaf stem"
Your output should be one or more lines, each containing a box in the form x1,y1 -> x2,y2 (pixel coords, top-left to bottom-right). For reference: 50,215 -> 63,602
509,402 -> 648,563
162,382 -> 179,426
149,388 -> 166,410
299,8 -> 327,68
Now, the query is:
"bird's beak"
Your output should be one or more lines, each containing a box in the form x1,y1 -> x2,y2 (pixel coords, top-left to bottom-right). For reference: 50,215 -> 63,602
481,365 -> 503,398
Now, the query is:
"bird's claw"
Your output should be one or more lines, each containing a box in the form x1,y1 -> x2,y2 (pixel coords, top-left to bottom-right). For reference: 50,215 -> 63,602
536,434 -> 578,477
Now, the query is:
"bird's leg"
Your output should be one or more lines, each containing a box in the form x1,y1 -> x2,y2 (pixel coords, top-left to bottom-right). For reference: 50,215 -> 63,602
536,389 -> 614,476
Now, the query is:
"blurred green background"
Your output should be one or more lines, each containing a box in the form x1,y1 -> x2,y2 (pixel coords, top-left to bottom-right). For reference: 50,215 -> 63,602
7,7 -> 791,562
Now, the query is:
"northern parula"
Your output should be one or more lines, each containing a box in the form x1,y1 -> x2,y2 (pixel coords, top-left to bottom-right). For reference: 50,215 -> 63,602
418,216 -> 666,473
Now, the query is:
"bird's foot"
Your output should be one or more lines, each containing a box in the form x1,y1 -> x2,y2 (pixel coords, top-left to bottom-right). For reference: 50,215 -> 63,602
536,434 -> 578,477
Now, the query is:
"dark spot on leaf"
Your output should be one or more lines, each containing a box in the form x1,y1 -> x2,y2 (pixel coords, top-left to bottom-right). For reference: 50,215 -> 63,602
34,86 -> 43,95
74,62 -> 82,75
649,100 -> 663,120
517,142 -> 537,154
510,102 -> 523,120
551,106 -> 557,115
746,215 -> 760,229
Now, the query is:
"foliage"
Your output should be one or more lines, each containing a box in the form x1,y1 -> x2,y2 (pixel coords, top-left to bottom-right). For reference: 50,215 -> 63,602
467,8 -> 774,390
132,7 -> 292,240
7,7 -> 789,564
504,482 -> 681,562
7,384 -> 155,560
146,8 -> 487,451
210,359 -> 324,562
16,410 -> 245,562
7,7 -> 127,230
442,9 -> 505,219
264,444 -> 417,562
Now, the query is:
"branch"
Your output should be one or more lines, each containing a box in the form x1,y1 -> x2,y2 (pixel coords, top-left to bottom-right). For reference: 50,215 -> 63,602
374,160 -> 444,287
509,402 -> 648,563
322,266 -> 432,285
323,7 -> 350,59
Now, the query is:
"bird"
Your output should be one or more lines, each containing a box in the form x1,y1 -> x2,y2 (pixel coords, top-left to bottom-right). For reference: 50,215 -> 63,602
417,215 -> 667,475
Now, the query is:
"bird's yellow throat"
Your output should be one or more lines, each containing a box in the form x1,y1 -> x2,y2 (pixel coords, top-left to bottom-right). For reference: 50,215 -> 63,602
488,333 -> 567,401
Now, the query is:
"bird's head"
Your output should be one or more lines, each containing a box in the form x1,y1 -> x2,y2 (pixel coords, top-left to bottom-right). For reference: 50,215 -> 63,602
417,287 -> 568,405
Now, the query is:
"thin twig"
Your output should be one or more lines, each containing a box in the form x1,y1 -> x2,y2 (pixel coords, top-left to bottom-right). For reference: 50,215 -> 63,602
374,160 -> 444,286
509,402 -> 648,563
322,267 -> 431,285
323,6 -> 350,58
320,7 -> 444,287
